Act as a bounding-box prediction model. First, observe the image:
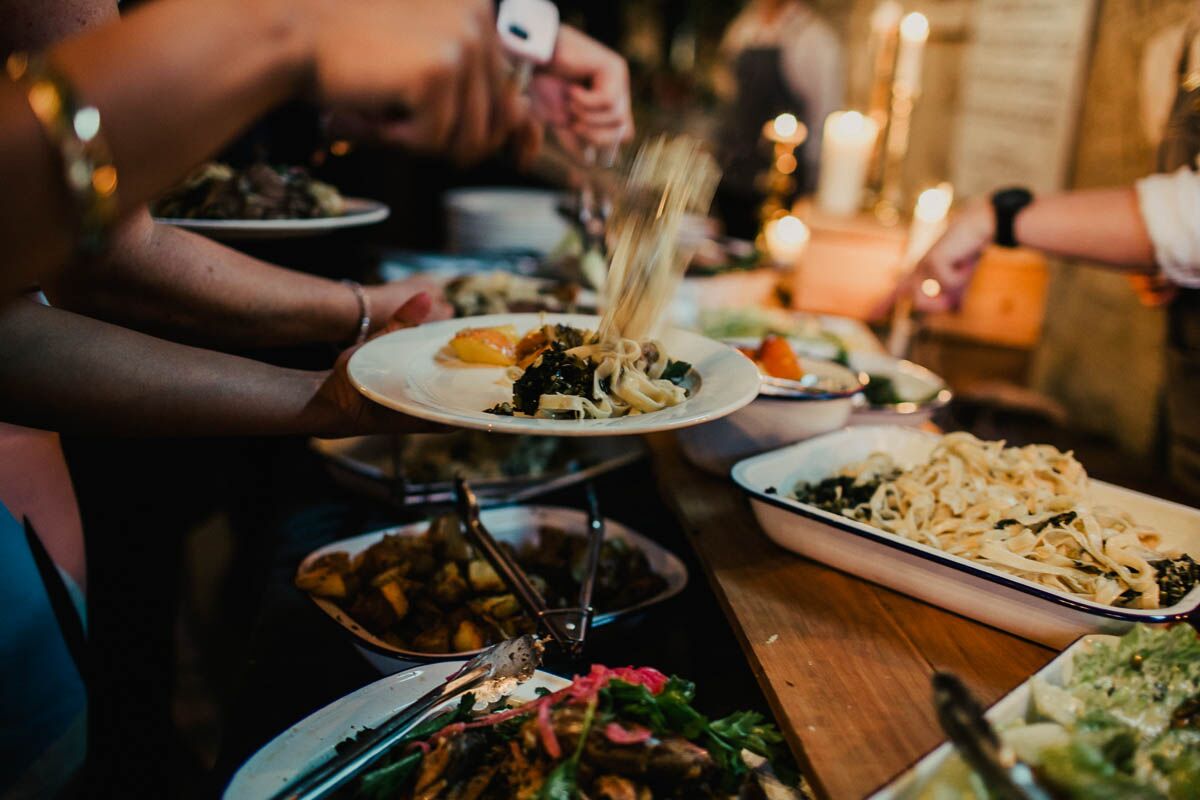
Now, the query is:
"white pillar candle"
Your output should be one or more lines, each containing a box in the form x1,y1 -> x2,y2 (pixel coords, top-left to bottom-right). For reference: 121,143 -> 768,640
903,183 -> 954,268
764,214 -> 810,266
894,13 -> 929,96
816,111 -> 879,216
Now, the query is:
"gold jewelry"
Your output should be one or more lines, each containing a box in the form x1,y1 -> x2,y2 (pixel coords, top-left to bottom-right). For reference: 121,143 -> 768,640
6,52 -> 119,256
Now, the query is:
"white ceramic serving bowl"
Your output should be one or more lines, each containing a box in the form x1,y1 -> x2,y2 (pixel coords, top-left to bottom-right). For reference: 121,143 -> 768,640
444,187 -> 569,254
868,632 -> 1120,799
672,268 -> 784,330
845,351 -> 952,427
676,353 -> 862,476
297,505 -> 688,674
731,426 -> 1200,648
225,660 -> 570,800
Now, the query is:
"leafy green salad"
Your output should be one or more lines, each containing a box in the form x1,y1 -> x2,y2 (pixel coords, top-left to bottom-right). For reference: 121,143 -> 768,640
917,625 -> 1200,799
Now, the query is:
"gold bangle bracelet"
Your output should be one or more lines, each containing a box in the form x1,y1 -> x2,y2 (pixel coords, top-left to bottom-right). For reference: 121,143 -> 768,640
6,51 -> 119,256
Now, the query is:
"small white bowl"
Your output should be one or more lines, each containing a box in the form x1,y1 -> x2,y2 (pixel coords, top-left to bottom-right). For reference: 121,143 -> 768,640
676,356 -> 862,475
846,351 -> 952,427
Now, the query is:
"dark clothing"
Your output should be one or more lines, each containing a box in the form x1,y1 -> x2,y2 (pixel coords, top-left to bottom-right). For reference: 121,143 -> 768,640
714,47 -> 809,239
1162,27 -> 1200,498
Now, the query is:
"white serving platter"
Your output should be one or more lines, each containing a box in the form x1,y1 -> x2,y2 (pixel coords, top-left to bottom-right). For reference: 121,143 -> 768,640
154,197 -> 389,240
731,426 -> 1200,648
347,313 -> 761,437
297,505 -> 688,674
868,633 -> 1118,799
224,660 -> 570,800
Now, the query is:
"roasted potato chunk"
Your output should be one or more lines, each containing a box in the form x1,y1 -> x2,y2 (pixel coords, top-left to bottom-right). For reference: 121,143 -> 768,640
295,567 -> 348,599
431,562 -> 468,605
467,559 -> 506,592
377,581 -> 409,620
452,619 -> 486,652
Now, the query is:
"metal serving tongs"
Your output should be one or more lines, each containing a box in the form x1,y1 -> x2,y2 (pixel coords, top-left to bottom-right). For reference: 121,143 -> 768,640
455,477 -> 603,658
270,635 -> 542,800
932,673 -> 1054,800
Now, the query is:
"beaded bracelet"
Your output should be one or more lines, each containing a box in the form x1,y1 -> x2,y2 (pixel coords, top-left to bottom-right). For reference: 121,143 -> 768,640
6,52 -> 119,256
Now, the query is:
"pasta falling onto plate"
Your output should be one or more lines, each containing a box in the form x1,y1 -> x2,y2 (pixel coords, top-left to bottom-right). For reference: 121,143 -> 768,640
792,432 -> 1200,609
456,136 -> 720,420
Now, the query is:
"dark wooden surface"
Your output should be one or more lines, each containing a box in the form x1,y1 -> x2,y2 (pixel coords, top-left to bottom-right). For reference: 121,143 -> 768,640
645,432 -> 1055,800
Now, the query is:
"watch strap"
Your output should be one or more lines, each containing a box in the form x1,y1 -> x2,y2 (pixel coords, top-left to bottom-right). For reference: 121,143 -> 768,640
991,187 -> 1033,249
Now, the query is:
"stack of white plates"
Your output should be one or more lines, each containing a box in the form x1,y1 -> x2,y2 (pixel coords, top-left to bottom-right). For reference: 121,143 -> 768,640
444,187 -> 569,254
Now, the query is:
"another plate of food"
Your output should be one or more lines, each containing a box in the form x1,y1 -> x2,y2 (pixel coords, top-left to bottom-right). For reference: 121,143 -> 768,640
152,162 -> 388,239
696,307 -> 884,359
346,313 -> 761,436
294,506 -> 687,672
872,624 -> 1200,799
225,660 -> 804,800
732,426 -> 1200,647
676,335 -> 862,475
846,352 -> 952,424
309,432 -> 644,505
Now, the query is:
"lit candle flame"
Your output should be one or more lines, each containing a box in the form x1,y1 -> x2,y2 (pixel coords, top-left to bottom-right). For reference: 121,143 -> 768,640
900,12 -> 929,44
773,113 -> 799,140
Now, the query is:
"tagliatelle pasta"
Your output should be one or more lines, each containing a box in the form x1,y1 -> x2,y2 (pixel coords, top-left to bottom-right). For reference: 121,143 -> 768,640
793,432 -> 1198,608
484,136 -> 720,421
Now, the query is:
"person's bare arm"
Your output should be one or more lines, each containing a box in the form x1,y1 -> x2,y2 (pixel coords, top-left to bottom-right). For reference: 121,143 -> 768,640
0,0 -> 518,293
43,209 -> 450,348
0,296 -> 435,437
908,188 -> 1156,312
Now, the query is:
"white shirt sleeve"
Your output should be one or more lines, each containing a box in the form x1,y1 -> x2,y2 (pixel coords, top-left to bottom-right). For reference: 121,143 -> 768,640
1136,166 -> 1200,288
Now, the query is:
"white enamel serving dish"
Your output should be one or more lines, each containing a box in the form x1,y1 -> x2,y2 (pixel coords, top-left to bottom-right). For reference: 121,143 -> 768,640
347,313 -> 761,437
676,354 -> 862,476
297,505 -> 688,674
224,660 -> 570,800
731,426 -> 1200,648
868,633 -> 1120,799
155,197 -> 389,240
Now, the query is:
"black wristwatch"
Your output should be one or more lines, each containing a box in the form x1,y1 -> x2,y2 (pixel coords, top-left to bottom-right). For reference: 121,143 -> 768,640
991,187 -> 1033,248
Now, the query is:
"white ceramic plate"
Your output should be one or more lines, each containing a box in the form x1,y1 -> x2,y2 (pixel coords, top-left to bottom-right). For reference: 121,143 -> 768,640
731,426 -> 1200,647
297,505 -> 688,673
224,661 -> 570,800
868,633 -> 1119,799
154,197 -> 389,240
347,313 -> 761,437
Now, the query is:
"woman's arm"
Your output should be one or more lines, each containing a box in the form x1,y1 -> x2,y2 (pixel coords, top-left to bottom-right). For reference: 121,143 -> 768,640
909,187 -> 1157,312
0,296 -> 434,437
43,209 -> 451,349
0,0 -> 516,291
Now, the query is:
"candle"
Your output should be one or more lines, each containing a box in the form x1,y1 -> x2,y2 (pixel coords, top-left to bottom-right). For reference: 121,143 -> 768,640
816,111 -> 879,216
894,13 -> 929,96
903,183 -> 954,268
762,112 -> 807,146
764,214 -> 810,266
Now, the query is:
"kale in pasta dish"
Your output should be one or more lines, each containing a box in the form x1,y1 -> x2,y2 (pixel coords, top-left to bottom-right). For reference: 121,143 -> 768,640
448,324 -> 693,420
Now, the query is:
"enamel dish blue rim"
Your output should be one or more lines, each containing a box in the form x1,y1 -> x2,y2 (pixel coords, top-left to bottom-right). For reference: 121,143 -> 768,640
730,427 -> 1200,625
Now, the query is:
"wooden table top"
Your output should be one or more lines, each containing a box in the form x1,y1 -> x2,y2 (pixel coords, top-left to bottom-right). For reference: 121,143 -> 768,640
644,433 -> 1055,799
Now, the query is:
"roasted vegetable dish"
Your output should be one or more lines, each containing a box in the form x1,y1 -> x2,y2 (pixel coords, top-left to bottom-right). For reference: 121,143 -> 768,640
153,162 -> 345,220
334,665 -> 805,799
296,513 -> 667,654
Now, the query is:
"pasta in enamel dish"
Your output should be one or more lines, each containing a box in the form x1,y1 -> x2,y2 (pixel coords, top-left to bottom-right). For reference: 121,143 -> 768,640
792,432 -> 1200,609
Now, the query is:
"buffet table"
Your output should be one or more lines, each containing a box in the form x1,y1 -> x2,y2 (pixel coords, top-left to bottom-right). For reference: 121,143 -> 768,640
645,432 -> 1055,799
